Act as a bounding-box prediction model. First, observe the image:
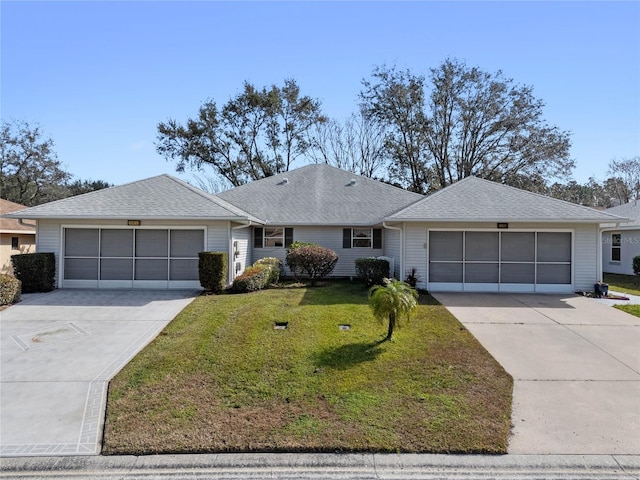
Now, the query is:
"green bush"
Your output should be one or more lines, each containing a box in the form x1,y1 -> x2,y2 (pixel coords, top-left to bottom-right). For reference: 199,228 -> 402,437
198,252 -> 228,293
0,274 -> 21,306
254,257 -> 281,284
232,264 -> 271,293
286,245 -> 338,286
355,257 -> 390,287
11,253 -> 56,293
633,255 -> 640,276
288,240 -> 318,251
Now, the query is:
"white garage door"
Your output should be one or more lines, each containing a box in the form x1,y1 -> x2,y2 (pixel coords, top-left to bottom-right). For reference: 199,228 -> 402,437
428,231 -> 572,293
63,227 -> 204,289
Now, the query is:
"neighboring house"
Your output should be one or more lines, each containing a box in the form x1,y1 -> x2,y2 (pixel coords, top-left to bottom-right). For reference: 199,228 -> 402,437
5,164 -> 625,293
602,200 -> 640,276
0,199 -> 36,275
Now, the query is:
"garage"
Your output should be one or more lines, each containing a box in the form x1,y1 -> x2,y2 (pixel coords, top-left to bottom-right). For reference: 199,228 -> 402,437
428,230 -> 572,293
62,227 -> 205,289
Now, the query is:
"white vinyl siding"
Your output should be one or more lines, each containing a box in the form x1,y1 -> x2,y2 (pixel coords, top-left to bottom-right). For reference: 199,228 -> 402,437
231,223 -> 252,280
35,219 -> 230,289
383,228 -> 401,279
602,229 -> 640,276
403,222 -> 601,293
252,226 -> 384,278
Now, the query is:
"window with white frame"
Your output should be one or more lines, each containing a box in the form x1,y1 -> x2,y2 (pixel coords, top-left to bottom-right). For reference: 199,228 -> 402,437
342,228 -> 382,249
611,233 -> 621,262
254,227 -> 293,248
352,228 -> 372,248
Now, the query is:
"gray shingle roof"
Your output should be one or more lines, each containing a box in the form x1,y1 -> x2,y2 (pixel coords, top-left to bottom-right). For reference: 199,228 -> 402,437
387,176 -> 626,223
216,164 -> 424,226
5,174 -> 261,221
605,200 -> 640,227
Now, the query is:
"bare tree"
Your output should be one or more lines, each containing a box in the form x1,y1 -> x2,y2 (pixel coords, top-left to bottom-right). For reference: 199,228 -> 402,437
608,156 -> 640,201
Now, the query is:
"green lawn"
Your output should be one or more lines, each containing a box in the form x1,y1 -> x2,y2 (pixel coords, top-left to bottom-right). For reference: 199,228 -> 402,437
604,273 -> 640,296
103,281 -> 512,455
614,304 -> 640,318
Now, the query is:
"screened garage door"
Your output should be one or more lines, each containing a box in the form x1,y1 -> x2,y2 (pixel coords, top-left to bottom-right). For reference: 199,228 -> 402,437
428,231 -> 572,293
63,228 -> 204,289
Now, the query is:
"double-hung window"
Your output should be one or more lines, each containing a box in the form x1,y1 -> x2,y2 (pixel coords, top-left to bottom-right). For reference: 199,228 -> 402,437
254,227 -> 293,248
611,233 -> 621,262
343,228 -> 382,249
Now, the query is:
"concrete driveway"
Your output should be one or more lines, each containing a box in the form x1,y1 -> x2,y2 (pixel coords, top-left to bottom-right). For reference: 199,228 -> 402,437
0,289 -> 198,457
433,293 -> 640,455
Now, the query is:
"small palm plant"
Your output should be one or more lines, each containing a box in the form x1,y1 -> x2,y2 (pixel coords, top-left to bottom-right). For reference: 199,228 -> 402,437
368,278 -> 419,341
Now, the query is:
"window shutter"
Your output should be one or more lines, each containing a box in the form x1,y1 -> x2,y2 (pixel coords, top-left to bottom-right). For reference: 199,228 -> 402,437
254,227 -> 263,248
285,228 -> 294,248
343,228 -> 352,249
373,229 -> 382,249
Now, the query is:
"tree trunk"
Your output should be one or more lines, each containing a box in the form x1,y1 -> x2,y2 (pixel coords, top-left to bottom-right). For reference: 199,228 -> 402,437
386,312 -> 396,341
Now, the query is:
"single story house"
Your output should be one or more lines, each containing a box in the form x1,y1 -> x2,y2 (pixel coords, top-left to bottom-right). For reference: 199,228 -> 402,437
601,200 -> 640,276
0,199 -> 36,275
5,164 -> 626,293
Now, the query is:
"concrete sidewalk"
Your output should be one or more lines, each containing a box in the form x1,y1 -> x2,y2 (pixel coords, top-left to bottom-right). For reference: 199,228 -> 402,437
433,293 -> 640,455
1,453 -> 639,480
0,289 -> 198,457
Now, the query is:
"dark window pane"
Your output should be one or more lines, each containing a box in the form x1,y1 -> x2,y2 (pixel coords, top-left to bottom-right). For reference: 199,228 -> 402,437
501,232 -> 535,262
537,264 -> 571,284
429,262 -> 463,282
101,229 -> 133,257
429,231 -> 463,261
136,230 -> 168,257
465,263 -> 499,283
135,259 -> 168,280
100,258 -> 133,280
465,232 -> 499,261
64,258 -> 98,280
170,259 -> 199,280
537,232 -> 571,262
65,229 -> 99,257
170,230 -> 203,257
501,263 -> 535,283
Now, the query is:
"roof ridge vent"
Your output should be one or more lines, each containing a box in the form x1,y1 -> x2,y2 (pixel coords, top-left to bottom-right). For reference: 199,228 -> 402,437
348,179 -> 356,186
282,178 -> 289,185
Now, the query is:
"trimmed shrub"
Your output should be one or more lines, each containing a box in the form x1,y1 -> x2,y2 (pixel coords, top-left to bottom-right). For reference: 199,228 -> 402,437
0,274 -> 21,306
232,264 -> 271,293
11,253 -> 56,293
254,257 -> 281,285
286,245 -> 338,286
355,258 -> 390,287
633,255 -> 640,276
198,251 -> 228,293
288,240 -> 318,251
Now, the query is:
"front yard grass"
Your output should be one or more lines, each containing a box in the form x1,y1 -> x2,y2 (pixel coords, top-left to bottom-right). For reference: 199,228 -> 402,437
614,304 -> 640,318
604,273 -> 640,296
103,281 -> 512,455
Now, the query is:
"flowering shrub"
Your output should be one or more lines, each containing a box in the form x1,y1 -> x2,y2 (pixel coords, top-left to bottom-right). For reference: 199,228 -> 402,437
286,245 -> 338,286
232,265 -> 271,293
254,257 -> 282,284
0,274 -> 21,306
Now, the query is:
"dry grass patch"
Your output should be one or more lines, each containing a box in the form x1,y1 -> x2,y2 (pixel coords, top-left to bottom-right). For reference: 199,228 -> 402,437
103,282 -> 512,454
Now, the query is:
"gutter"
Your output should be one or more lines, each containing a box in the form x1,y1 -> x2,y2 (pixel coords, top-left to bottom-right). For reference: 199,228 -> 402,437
383,221 -> 402,281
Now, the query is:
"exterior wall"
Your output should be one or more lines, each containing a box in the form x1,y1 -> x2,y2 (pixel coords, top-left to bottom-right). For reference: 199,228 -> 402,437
602,229 -> 640,276
35,219 -> 230,288
402,221 -> 601,292
0,233 -> 36,275
252,226 -> 384,278
383,227 -> 401,279
230,223 -> 251,281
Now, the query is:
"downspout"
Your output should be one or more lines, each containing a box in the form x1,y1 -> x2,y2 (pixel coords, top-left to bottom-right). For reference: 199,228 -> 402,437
230,220 -> 252,283
383,221 -> 402,280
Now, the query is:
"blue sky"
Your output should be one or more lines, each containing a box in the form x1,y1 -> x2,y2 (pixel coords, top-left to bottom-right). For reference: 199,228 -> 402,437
2,1 -> 639,187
